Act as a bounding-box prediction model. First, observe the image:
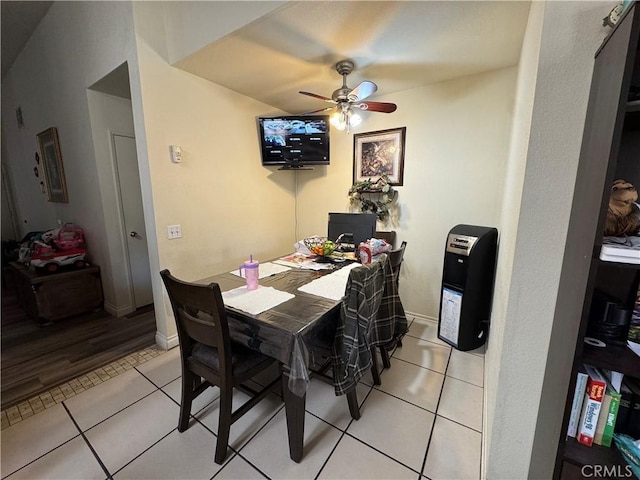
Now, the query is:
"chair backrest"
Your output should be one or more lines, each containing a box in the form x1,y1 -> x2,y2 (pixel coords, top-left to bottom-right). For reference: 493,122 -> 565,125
375,230 -> 396,248
388,241 -> 407,287
160,269 -> 232,372
332,256 -> 388,395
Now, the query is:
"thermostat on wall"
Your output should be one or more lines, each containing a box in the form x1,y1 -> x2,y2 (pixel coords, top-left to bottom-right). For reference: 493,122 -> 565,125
170,145 -> 182,163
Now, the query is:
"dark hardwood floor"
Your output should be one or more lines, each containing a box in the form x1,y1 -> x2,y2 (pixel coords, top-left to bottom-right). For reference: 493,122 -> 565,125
1,284 -> 157,410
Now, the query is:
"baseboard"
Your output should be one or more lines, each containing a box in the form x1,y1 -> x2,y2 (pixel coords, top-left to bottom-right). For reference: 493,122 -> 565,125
155,331 -> 179,350
103,300 -> 135,318
405,310 -> 438,323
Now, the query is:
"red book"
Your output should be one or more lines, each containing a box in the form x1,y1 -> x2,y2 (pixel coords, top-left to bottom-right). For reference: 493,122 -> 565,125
577,364 -> 607,446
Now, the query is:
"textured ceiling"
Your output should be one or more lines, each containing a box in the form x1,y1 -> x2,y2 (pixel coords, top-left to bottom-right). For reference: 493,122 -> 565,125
176,1 -> 532,114
1,1 -> 532,113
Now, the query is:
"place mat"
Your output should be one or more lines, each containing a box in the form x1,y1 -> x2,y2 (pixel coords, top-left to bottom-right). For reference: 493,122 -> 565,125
222,285 -> 295,315
297,263 -> 360,301
231,262 -> 292,279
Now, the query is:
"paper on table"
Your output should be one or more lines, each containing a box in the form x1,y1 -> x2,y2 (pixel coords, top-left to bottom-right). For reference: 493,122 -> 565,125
231,261 -> 291,279
222,285 -> 294,315
297,263 -> 360,301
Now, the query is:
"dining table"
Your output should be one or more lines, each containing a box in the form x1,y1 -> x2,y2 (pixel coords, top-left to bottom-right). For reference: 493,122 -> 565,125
197,256 -> 356,462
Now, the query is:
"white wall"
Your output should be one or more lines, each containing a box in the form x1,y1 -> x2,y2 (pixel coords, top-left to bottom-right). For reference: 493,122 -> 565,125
133,2 -> 297,347
0,1 -> 137,311
483,2 -> 614,478
296,67 -> 517,317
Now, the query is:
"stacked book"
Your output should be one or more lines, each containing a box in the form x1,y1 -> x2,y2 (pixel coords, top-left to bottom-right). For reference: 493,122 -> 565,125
600,244 -> 640,264
567,364 -> 640,447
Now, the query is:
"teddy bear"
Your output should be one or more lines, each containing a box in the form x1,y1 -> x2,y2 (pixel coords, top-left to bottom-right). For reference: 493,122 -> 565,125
604,179 -> 640,237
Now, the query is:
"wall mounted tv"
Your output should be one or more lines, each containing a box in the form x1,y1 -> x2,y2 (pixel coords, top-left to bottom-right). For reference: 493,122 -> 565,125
257,115 -> 330,169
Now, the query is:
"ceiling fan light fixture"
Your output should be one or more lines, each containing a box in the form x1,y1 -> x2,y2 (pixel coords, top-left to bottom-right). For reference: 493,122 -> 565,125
330,110 -> 347,130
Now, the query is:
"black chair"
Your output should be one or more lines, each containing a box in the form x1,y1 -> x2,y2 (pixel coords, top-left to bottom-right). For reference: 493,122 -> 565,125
378,241 -> 407,368
375,230 -> 396,248
160,269 -> 282,464
388,241 -> 407,289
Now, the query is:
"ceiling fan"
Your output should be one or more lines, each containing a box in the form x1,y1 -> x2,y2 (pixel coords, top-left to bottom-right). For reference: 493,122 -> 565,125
299,60 -> 397,133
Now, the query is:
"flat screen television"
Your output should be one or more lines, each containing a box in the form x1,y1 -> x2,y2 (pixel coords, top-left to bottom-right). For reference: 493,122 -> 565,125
328,212 -> 377,251
257,115 -> 330,169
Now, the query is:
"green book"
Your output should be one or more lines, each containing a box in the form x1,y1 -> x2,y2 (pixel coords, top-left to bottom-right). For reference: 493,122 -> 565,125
601,386 -> 622,447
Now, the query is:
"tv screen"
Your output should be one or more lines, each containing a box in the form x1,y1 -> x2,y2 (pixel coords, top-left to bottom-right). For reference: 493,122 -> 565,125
258,115 -> 330,168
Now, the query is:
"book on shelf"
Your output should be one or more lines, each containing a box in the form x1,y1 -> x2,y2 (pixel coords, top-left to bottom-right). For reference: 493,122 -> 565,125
599,243 -> 640,264
596,385 -> 621,447
577,364 -> 607,446
622,377 -> 640,439
628,290 -> 640,358
615,382 -> 634,435
593,386 -> 613,445
567,367 -> 589,438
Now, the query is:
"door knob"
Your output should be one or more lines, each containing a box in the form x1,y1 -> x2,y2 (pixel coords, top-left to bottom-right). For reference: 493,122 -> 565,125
130,231 -> 140,238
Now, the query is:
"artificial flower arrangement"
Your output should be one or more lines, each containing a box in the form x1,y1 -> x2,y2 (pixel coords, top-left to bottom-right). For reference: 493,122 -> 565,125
348,175 -> 396,221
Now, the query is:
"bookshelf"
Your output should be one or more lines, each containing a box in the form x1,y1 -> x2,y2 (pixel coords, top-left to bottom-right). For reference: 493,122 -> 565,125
554,3 -> 640,478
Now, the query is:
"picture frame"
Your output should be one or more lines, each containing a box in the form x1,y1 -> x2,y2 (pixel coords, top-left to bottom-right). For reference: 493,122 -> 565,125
353,127 -> 406,186
37,127 -> 69,203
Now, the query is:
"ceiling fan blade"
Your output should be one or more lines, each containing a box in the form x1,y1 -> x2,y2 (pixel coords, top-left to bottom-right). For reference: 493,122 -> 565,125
299,91 -> 336,103
348,81 -> 377,102
353,101 -> 397,113
298,106 -> 334,115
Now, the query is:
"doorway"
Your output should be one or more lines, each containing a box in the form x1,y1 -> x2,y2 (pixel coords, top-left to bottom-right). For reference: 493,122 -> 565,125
112,134 -> 153,308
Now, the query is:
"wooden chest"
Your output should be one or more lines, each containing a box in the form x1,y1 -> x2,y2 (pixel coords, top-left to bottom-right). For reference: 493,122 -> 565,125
9,262 -> 103,323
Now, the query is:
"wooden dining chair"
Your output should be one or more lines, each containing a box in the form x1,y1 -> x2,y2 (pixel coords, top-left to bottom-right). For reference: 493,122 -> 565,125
388,241 -> 407,289
375,230 -> 396,248
381,241 -> 408,367
310,255 -> 407,419
160,269 -> 282,465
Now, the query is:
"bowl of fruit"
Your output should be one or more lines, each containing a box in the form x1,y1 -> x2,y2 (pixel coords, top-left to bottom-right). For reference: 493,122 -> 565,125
303,236 -> 335,257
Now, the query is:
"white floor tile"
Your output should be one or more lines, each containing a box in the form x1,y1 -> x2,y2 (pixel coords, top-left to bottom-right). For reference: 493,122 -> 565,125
84,390 -> 179,474
0,403 -> 79,477
319,434 -> 418,479
406,318 -> 449,346
423,416 -> 481,480
64,368 -> 157,431
446,349 -> 484,387
194,390 -> 283,451
240,408 -> 342,479
346,389 -> 434,472
392,335 -> 451,374
162,377 -> 221,415
135,347 -> 182,387
113,422 -> 222,479
5,436 -> 104,480
305,377 -> 371,430
215,455 -> 269,479
437,377 -> 483,432
376,359 -> 444,413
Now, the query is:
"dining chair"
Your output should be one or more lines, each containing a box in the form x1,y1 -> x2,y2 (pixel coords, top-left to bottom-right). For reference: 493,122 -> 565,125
311,255 -> 407,419
388,240 -> 407,289
160,269 -> 282,465
382,240 -> 408,366
375,230 -> 396,248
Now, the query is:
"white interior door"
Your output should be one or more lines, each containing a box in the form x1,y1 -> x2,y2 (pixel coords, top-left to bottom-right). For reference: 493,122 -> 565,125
113,134 -> 153,308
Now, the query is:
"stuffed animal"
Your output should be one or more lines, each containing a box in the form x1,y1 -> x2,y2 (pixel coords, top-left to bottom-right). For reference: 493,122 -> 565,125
604,179 -> 640,237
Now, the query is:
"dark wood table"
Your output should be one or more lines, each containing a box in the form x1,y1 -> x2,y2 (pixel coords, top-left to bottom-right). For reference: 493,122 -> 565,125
198,261 -> 347,462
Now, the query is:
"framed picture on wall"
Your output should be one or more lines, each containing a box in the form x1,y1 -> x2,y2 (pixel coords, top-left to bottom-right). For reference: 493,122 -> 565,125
37,127 -> 69,203
353,127 -> 406,186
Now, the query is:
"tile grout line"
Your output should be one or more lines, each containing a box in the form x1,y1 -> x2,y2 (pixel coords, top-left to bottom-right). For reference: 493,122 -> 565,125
61,402 -> 114,479
1,345 -> 167,430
